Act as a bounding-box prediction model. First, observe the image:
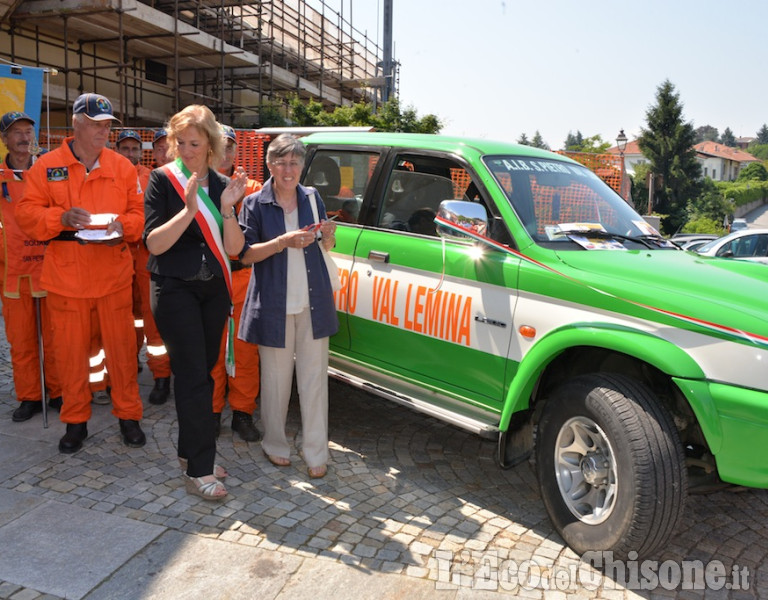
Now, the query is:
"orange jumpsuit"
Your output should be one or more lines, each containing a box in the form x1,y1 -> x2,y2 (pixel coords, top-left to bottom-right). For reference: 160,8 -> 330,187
130,163 -> 170,380
0,157 -> 61,403
16,137 -> 144,424
211,177 -> 262,415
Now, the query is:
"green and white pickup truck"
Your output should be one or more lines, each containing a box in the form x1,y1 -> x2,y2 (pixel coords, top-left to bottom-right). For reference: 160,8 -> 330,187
298,131 -> 768,559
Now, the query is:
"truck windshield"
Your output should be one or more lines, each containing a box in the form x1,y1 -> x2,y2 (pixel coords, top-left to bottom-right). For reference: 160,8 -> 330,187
483,156 -> 666,249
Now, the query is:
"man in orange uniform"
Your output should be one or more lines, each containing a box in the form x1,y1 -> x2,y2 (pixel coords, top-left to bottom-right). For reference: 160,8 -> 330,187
0,111 -> 62,421
16,93 -> 146,453
114,130 -> 147,365
151,129 -> 169,168
210,125 -> 262,440
115,129 -> 171,404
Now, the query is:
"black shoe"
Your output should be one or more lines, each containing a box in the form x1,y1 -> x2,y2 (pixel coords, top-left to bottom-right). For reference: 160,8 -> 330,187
148,377 -> 171,405
48,396 -> 63,411
12,400 -> 43,422
231,410 -> 261,442
119,419 -> 146,448
214,412 -> 221,439
59,422 -> 88,453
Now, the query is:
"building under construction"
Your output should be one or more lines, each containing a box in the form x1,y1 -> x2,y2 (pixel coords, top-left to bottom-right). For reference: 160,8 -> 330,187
0,0 -> 393,128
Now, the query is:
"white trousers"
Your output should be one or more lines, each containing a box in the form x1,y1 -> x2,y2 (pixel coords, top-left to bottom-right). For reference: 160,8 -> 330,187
259,307 -> 329,467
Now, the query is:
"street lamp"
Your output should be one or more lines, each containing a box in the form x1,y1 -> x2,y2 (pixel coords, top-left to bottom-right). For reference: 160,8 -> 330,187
616,129 -> 628,157
616,129 -> 628,202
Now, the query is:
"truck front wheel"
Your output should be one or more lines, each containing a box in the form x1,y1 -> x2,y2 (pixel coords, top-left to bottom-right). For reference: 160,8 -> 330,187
535,373 -> 686,558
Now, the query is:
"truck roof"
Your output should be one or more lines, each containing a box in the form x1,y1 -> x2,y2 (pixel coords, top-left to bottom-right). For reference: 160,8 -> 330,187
301,131 -> 577,163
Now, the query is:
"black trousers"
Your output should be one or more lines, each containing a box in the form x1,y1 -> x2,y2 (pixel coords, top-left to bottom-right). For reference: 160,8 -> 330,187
151,274 -> 230,477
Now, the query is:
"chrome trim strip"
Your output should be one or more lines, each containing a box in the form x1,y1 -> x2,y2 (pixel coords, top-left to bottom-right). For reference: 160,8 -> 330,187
328,359 -> 500,439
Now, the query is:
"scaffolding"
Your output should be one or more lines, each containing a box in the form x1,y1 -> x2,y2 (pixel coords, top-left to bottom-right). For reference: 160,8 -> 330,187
0,0 -> 385,128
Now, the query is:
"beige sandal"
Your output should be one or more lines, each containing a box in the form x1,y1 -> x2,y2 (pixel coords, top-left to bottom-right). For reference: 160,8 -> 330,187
178,457 -> 228,479
184,474 -> 228,501
308,465 -> 327,479
264,452 -> 290,467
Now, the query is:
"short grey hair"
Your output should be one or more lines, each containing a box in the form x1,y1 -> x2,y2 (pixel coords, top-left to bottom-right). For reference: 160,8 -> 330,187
266,133 -> 306,164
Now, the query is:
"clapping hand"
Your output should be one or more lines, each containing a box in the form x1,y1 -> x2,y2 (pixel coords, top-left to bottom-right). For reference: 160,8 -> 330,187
185,173 -> 201,215
221,167 -> 248,217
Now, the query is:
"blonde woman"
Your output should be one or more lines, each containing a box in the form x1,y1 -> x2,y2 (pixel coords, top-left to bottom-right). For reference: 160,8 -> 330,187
144,105 -> 246,500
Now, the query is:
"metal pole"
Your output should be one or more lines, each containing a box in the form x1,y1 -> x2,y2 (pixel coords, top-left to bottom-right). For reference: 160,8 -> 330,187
647,172 -> 654,215
35,298 -> 48,428
382,0 -> 393,102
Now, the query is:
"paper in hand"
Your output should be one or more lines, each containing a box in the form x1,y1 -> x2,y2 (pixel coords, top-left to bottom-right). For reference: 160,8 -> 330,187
75,229 -> 121,242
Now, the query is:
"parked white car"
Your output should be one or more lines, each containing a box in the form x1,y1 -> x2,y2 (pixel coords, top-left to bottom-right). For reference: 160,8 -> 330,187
695,228 -> 768,264
669,233 -> 718,251
729,218 -> 748,232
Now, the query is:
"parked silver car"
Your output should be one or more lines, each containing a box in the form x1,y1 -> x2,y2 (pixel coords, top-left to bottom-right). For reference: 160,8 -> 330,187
695,228 -> 768,264
680,238 -> 717,252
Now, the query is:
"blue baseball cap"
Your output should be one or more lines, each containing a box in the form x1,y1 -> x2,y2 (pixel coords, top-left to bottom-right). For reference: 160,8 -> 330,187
221,125 -> 237,142
153,129 -> 167,144
116,129 -> 142,145
0,111 -> 35,133
73,93 -> 121,123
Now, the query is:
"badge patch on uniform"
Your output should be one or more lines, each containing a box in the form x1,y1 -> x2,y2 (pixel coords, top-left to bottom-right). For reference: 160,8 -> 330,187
47,167 -> 68,181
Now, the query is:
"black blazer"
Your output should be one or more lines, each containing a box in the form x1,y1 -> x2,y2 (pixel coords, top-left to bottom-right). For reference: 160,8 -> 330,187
143,166 -> 230,279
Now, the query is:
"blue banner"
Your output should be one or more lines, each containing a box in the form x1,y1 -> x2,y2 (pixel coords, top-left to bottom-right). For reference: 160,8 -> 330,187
0,64 -> 45,138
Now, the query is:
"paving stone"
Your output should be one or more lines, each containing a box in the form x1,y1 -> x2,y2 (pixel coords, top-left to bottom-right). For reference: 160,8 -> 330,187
1,316 -> 768,598
87,529 -> 303,600
0,501 -> 162,599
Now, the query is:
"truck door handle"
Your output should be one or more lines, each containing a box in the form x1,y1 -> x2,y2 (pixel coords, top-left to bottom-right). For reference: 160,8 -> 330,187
368,250 -> 390,263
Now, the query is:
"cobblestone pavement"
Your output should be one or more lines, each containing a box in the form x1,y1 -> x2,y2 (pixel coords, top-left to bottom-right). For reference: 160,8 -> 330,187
0,314 -> 767,599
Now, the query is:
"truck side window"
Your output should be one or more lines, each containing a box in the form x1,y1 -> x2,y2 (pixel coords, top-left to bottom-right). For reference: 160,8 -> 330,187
377,154 -> 513,245
303,150 -> 379,224
378,155 -> 473,237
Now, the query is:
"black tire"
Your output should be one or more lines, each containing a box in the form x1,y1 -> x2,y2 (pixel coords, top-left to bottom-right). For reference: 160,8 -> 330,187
535,373 -> 686,559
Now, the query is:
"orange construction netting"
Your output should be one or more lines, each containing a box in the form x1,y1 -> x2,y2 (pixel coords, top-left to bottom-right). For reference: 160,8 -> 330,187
37,127 -> 271,183
557,151 -> 631,202
488,165 -> 623,236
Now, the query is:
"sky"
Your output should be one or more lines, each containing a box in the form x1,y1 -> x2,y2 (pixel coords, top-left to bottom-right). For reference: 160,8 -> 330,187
321,0 -> 768,150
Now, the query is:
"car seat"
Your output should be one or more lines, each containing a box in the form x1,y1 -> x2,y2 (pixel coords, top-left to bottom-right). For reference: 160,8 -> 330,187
306,155 -> 341,200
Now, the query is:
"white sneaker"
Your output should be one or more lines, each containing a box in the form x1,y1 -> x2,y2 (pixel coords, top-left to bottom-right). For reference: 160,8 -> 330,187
92,390 -> 111,405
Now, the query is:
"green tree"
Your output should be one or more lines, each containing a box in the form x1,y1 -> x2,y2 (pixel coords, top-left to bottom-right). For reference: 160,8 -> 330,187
630,162 -> 652,214
517,133 -> 530,146
720,127 -> 737,147
756,124 -> 768,145
568,134 -> 610,154
694,125 -> 719,143
681,216 -> 727,235
372,98 -> 441,133
747,144 -> 768,161
288,96 -> 326,126
637,80 -> 702,232
531,130 -> 550,150
286,96 -> 441,133
736,162 -> 768,182
564,130 -> 584,150
257,100 -> 287,127
686,178 -> 731,228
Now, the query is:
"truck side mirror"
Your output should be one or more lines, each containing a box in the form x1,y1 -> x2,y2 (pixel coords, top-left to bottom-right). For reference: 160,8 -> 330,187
436,200 -> 488,243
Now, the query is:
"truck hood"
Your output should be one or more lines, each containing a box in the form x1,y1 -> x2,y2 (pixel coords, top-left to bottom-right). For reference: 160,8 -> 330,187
547,248 -> 768,339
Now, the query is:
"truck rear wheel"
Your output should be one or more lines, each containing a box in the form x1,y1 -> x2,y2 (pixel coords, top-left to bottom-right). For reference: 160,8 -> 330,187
535,373 -> 686,558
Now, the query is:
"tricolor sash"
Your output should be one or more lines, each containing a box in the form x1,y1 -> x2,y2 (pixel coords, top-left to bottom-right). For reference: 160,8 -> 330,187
163,158 -> 236,376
